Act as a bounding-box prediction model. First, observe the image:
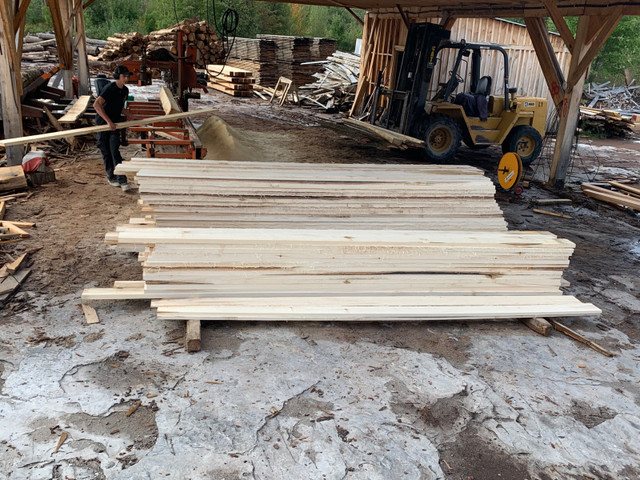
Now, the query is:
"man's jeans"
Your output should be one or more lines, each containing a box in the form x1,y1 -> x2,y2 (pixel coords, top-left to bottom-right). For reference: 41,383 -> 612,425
97,130 -> 127,184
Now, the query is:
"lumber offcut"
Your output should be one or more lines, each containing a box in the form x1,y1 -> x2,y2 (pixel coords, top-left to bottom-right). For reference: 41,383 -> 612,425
0,167 -> 28,193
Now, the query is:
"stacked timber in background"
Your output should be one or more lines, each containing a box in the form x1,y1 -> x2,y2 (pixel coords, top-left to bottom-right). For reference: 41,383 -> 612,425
23,32 -> 107,62
228,38 -> 278,86
228,35 -> 337,87
298,51 -> 360,111
83,158 -> 600,351
147,20 -> 224,67
579,106 -> 637,137
206,65 -> 254,97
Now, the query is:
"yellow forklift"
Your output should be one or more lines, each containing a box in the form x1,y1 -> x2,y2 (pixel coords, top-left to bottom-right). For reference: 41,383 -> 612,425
369,22 -> 547,165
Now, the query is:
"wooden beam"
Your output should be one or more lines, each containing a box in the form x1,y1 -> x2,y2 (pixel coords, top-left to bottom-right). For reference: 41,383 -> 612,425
185,320 -> 201,352
74,0 -> 90,95
0,108 -> 216,147
344,7 -> 364,26
549,13 -> 621,187
396,4 -> 409,29
440,12 -> 456,30
540,0 -> 574,53
13,0 -> 31,33
524,17 -> 565,109
0,1 -> 24,166
568,11 -> 623,87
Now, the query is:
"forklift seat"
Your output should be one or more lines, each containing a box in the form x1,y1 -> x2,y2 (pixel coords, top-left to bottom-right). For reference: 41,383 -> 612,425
473,76 -> 492,97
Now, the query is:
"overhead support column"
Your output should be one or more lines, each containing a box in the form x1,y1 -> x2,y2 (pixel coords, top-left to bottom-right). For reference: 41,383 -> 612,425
0,0 -> 28,166
549,11 -> 622,187
73,0 -> 90,95
47,0 -> 75,98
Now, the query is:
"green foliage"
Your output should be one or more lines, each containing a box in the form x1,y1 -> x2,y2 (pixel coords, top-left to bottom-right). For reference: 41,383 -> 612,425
589,17 -> 640,85
24,0 -> 362,51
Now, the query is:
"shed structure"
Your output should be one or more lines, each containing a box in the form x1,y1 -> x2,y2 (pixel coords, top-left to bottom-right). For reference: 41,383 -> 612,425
349,16 -> 572,126
1,1 -> 639,187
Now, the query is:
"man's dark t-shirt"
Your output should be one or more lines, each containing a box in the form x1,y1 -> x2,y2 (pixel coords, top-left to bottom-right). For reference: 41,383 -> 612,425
95,81 -> 128,125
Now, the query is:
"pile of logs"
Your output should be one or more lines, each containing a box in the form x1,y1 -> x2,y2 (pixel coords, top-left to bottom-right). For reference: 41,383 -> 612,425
93,20 -> 224,67
96,32 -> 146,61
298,51 -> 360,112
22,33 -> 107,63
147,20 -> 224,68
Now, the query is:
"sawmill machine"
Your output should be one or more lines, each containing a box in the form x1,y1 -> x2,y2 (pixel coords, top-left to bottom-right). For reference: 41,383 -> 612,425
370,22 -> 547,164
117,30 -> 207,111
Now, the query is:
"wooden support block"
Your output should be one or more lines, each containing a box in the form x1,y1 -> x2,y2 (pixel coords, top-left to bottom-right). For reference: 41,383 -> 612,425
0,166 -> 28,193
521,317 -> 552,336
185,320 -> 201,352
0,201 -> 5,220
82,304 -> 100,324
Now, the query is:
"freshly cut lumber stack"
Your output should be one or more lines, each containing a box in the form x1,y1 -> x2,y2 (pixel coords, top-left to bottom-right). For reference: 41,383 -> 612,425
84,158 -> 600,347
228,38 -> 278,86
114,157 -> 507,230
205,65 -> 254,97
147,20 -> 224,68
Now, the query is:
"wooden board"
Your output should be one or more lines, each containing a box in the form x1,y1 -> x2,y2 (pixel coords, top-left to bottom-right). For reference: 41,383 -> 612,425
206,64 -> 253,77
82,304 -> 100,324
58,95 -> 92,123
0,109 -> 216,147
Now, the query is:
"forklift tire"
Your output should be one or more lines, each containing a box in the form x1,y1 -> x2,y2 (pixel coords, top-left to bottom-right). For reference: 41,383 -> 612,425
424,115 -> 461,163
502,126 -> 543,165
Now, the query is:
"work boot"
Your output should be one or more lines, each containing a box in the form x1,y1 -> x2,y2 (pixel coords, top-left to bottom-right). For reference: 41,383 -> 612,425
120,183 -> 132,192
108,178 -> 120,187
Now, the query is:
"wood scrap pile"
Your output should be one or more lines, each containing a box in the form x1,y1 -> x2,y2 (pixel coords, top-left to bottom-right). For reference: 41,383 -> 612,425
579,106 -> 638,137
582,81 -> 640,137
22,32 -> 107,62
83,158 -> 600,352
147,20 -> 224,68
0,196 -> 35,303
228,38 -> 278,86
205,65 -> 254,97
96,32 -> 147,62
582,180 -> 640,211
298,51 -> 360,112
584,81 -> 640,112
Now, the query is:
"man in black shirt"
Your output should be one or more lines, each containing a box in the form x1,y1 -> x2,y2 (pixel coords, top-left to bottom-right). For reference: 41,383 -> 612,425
94,65 -> 132,191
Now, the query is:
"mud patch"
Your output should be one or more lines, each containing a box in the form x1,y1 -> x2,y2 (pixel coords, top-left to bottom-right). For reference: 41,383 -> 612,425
437,426 -> 531,480
60,351 -> 163,394
570,400 -> 617,429
52,457 -> 106,479
64,404 -> 159,450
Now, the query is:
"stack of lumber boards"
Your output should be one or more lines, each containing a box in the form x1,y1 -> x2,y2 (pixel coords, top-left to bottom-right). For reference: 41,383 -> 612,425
147,20 -> 224,68
205,65 -> 254,97
582,181 -> 640,211
579,106 -> 637,137
83,158 -> 600,349
228,38 -> 278,86
114,158 -> 507,230
237,35 -> 336,87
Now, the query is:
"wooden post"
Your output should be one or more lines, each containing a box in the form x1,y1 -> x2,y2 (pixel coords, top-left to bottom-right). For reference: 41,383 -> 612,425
548,12 -> 622,187
47,0 -> 75,98
0,1 -> 25,166
524,17 -> 566,110
74,0 -> 90,95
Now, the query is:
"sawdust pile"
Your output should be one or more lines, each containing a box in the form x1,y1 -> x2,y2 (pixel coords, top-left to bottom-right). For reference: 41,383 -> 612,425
196,115 -> 266,162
